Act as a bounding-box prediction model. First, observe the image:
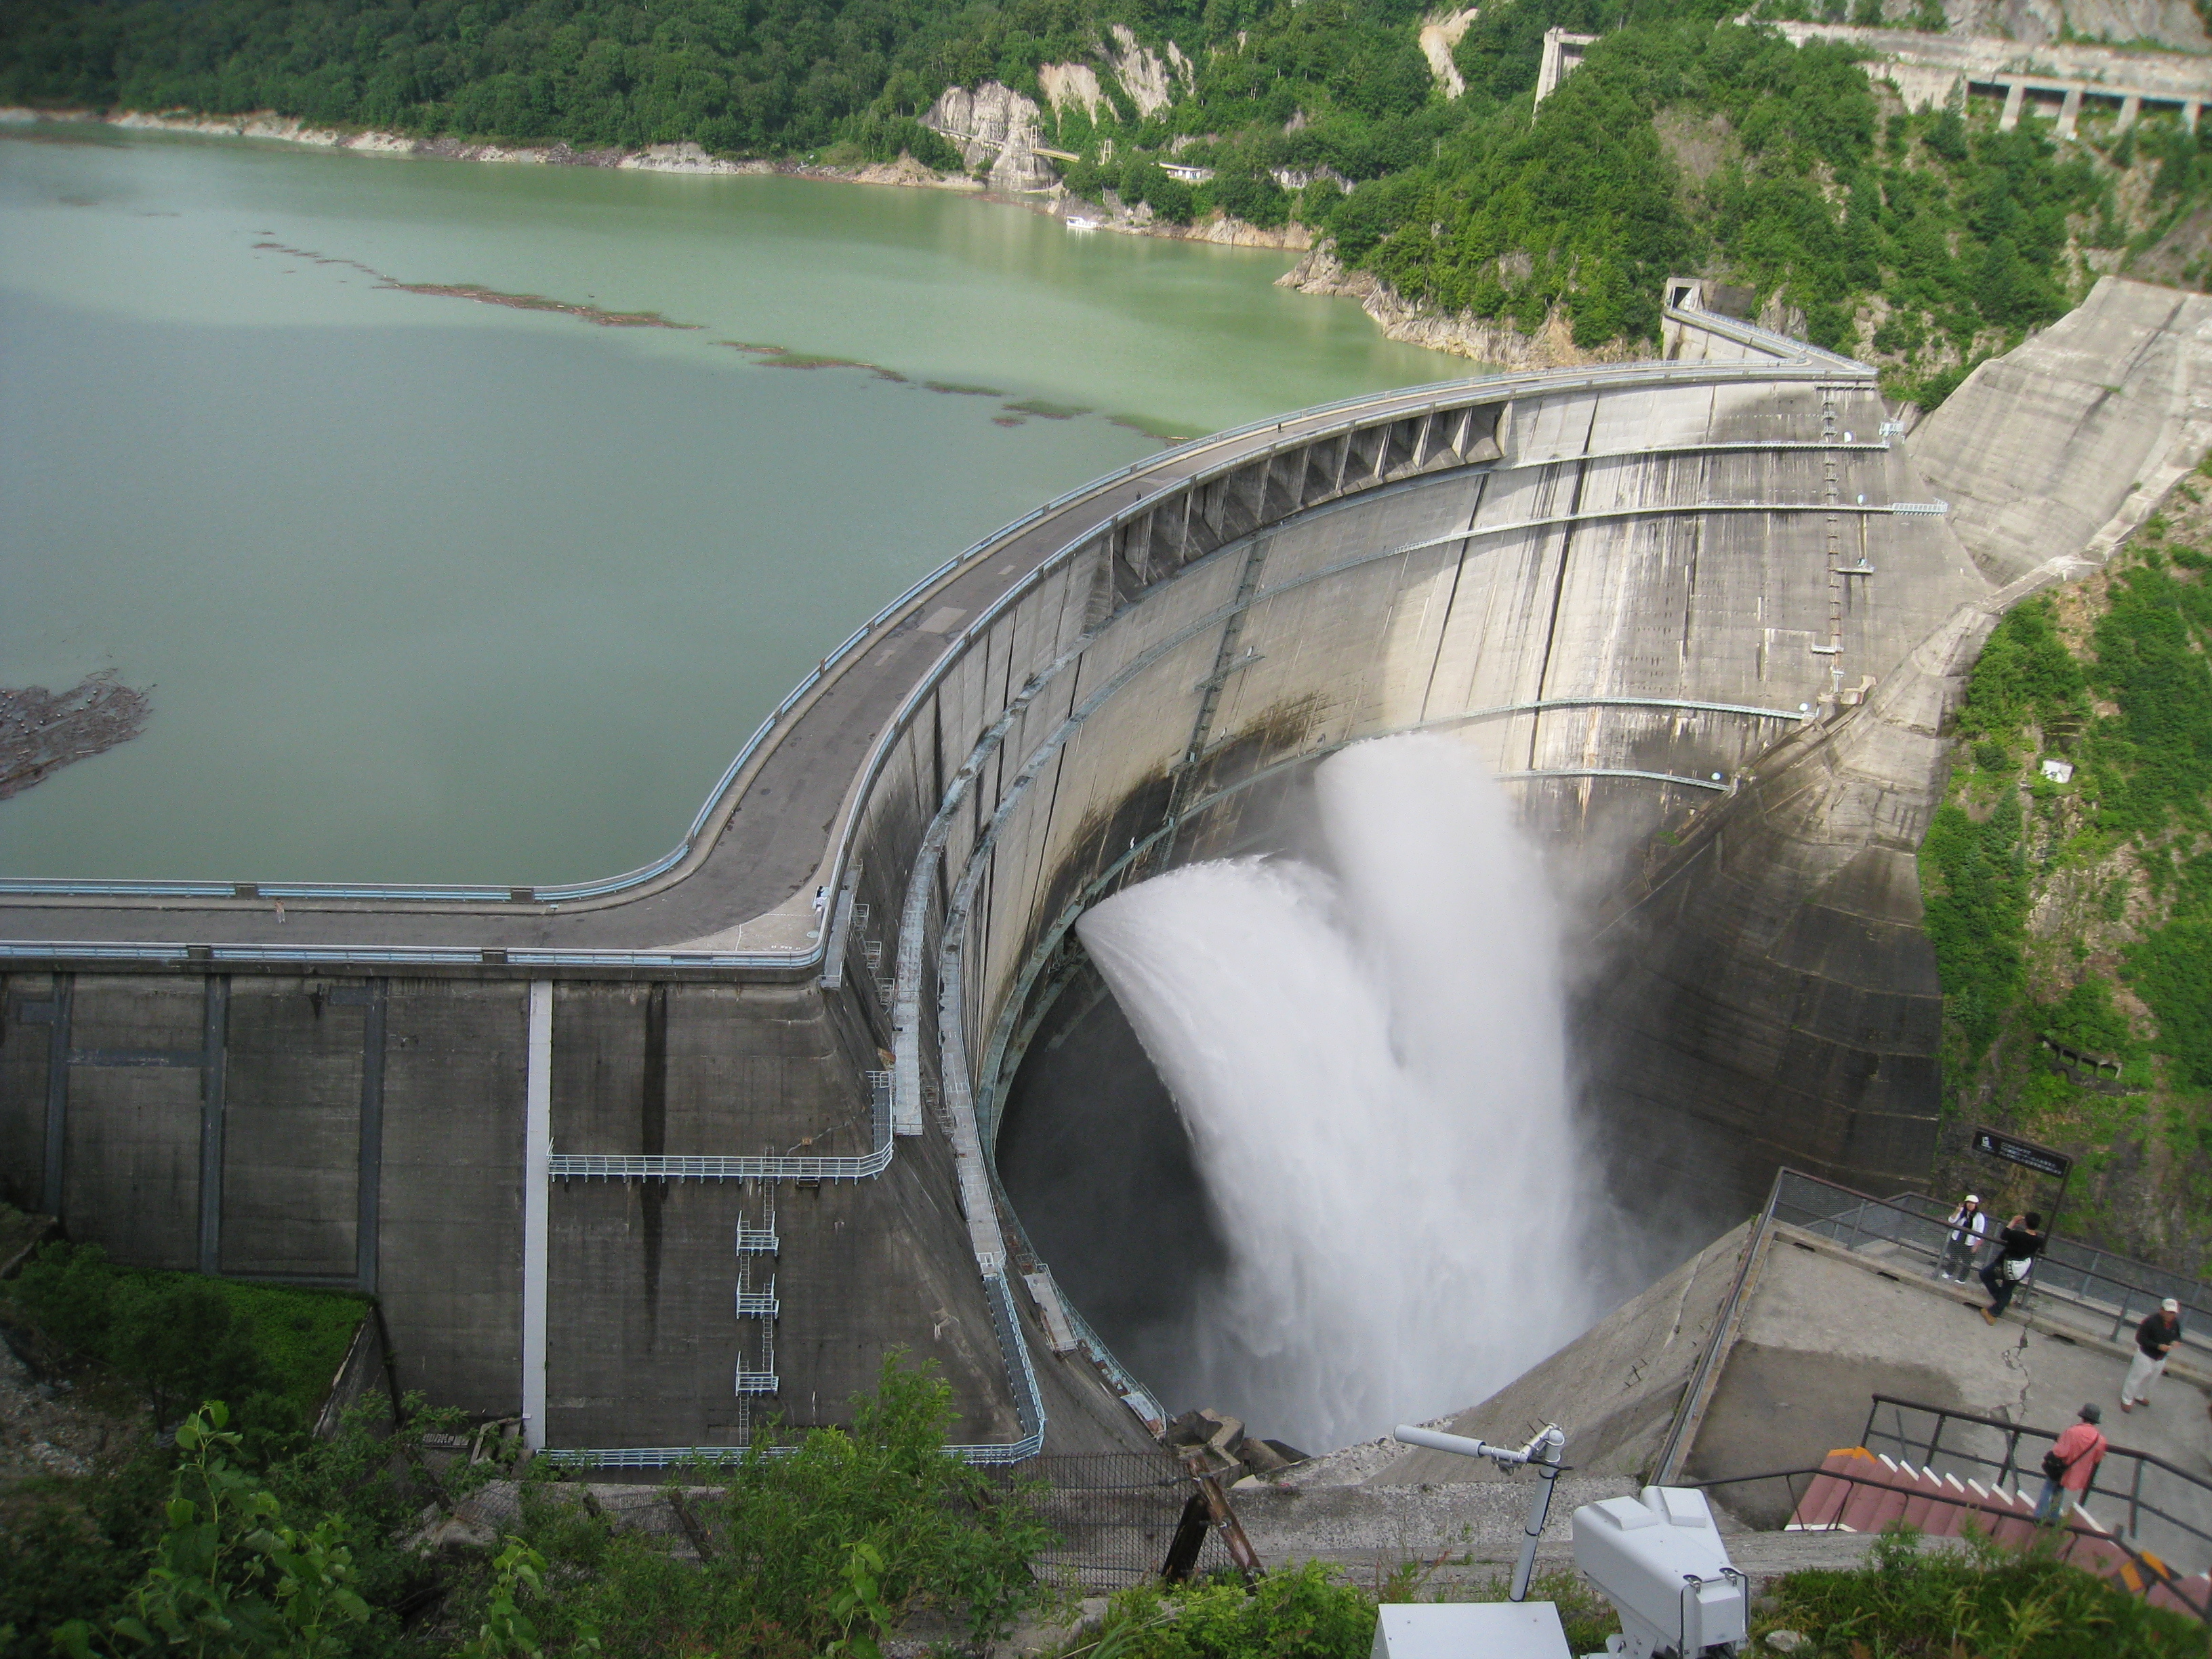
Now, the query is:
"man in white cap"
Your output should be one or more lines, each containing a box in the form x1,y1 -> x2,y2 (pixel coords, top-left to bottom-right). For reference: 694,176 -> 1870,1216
1937,1193 -> 1986,1282
2122,1299 -> 2184,1412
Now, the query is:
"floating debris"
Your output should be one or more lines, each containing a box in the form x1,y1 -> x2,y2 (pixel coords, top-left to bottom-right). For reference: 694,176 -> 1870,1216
379,281 -> 699,329
1001,397 -> 1090,420
1,672 -> 152,800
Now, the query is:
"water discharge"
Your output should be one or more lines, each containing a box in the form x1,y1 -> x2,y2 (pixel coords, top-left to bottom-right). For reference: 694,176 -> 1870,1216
1075,733 -> 1598,1452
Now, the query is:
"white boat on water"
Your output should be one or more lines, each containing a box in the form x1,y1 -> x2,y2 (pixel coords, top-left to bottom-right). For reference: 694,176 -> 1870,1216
1063,216 -> 1100,231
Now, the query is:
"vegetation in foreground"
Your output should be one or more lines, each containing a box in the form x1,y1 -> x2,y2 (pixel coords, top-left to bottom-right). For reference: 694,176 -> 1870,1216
1920,459 -> 2212,1272
1046,1525 -> 2196,1659
0,1237 -> 1057,1659
4,1237 -> 2200,1654
7,0 -> 2212,396
1751,1523 -> 2204,1658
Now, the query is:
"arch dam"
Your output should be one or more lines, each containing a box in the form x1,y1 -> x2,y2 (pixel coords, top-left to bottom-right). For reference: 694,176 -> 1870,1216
3,279 -> 2207,1463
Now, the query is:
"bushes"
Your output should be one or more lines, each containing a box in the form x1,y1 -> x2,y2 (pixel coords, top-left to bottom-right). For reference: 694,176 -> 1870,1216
424,1355 -> 1059,1659
52,1404 -> 375,1659
1048,1564 -> 1622,1659
1,1347 -> 1048,1659
1761,1523 -> 2203,1657
3,1242 -> 366,1432
845,113 -> 962,171
1069,1563 -> 1376,1659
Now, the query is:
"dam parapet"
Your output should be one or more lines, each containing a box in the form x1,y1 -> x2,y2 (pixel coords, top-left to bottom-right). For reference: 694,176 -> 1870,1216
5,287 -> 2207,1460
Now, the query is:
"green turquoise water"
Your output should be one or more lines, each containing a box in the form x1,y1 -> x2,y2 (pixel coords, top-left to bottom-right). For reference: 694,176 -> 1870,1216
0,123 -> 1466,884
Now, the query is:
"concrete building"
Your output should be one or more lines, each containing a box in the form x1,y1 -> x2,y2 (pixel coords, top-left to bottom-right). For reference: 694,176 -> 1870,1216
3,281 -> 2206,1464
1774,21 -> 2212,134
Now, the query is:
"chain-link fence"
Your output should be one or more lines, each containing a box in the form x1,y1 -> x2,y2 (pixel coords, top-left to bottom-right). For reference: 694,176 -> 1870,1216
996,1452 -> 1233,1592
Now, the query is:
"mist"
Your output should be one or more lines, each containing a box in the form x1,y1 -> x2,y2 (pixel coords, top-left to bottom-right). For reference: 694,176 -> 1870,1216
1074,733 -> 1601,1452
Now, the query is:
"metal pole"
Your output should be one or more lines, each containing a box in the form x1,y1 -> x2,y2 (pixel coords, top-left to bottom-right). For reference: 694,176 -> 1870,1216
1510,1429 -> 1568,1602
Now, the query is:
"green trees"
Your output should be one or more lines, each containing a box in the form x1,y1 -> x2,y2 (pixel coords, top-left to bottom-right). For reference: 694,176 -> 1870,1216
54,1405 -> 373,1659
5,1244 -> 363,1435
0,0 -> 2191,372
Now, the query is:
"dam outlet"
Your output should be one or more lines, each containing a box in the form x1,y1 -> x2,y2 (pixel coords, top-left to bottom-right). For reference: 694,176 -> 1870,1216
1059,733 -> 1598,1452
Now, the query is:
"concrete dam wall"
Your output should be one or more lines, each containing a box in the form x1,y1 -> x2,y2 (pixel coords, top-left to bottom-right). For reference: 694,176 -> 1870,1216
3,283 -> 2199,1460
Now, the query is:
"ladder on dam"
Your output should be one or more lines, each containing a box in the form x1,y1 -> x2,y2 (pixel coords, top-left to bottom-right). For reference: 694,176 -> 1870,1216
734,1191 -> 780,1400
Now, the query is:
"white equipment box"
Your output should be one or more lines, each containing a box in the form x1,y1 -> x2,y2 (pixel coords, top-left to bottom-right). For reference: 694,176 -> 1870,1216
1370,1602 -> 1572,1659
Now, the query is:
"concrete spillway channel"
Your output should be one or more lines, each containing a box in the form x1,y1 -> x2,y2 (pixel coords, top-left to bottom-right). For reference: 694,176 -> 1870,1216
3,283 -> 2205,1461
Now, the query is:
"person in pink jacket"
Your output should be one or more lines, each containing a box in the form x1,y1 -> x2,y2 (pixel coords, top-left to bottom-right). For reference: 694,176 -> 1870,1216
2034,1403 -> 2108,1524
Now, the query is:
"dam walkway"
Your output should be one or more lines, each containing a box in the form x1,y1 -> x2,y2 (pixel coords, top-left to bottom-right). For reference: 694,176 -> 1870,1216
0,308 -> 1868,969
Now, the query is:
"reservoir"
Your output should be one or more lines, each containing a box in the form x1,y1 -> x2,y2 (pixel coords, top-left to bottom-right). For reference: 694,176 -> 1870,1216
0,123 -> 1458,884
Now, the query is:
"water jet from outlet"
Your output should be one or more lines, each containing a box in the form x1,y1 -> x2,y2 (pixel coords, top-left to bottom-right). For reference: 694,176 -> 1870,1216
1075,733 -> 1598,1451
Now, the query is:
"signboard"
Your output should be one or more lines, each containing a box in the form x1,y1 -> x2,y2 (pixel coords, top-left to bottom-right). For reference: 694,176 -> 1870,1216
1971,1127 -> 2072,1180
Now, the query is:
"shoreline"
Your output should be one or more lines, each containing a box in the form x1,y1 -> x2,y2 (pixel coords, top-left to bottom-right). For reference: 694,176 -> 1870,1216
5,104 -> 1593,373
1,104 -> 1307,243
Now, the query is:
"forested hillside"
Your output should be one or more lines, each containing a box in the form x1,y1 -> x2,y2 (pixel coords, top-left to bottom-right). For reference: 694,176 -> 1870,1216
7,0 -> 2212,399
1923,469 -> 2212,1273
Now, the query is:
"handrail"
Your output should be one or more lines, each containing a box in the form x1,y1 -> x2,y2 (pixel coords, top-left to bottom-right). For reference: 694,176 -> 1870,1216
1774,1168 -> 2212,1361
1858,1393 -> 2212,1574
1692,1462 -> 2210,1621
1871,1187 -> 2212,1353
1652,1176 -> 1783,1483
1,347 -> 1875,924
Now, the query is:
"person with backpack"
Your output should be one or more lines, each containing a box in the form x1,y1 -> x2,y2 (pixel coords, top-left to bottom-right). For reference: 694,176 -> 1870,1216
1979,1211 -> 2044,1322
1936,1193 -> 1987,1282
2034,1403 -> 2108,1523
2122,1299 -> 2184,1413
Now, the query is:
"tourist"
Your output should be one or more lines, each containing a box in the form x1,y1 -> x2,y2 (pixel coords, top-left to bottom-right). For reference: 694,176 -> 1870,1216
1936,1193 -> 1987,1282
1978,1211 -> 2044,1322
2034,1404 -> 2108,1525
2122,1299 -> 2184,1413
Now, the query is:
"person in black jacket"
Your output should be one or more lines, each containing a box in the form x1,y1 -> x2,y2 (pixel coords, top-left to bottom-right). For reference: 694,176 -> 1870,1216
1980,1212 -> 2044,1322
2123,1298 -> 2184,1412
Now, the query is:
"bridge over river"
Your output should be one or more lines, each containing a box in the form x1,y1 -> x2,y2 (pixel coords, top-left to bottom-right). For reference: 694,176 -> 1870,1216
4,280 -> 2207,1464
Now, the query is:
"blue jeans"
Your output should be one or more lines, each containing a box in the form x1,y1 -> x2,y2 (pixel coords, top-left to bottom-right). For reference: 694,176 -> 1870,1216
1982,1261 -> 2023,1315
2034,1479 -> 2078,1524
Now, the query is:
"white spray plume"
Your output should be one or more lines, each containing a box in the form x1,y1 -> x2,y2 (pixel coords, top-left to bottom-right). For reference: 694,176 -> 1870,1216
1075,732 -> 1597,1452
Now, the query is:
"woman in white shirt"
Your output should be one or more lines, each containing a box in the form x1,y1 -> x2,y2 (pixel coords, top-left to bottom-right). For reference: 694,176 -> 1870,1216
1938,1193 -> 1987,1282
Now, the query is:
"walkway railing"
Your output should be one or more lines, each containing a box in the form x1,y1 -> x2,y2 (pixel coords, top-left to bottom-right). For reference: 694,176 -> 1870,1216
2,333 -> 1871,935
1859,1394 -> 2212,1580
1771,1170 -> 2212,1364
1694,1458 -> 2211,1621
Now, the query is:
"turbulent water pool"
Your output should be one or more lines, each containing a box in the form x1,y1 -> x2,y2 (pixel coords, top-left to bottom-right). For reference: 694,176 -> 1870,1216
0,123 -> 1460,884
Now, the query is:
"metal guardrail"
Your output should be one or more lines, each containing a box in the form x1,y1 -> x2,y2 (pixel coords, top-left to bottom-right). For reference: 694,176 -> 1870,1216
2,341 -> 1873,939
1694,1461 -> 2211,1621
1774,1169 -> 2212,1363
548,1151 -> 889,1182
1858,1394 -> 2212,1580
1653,1178 -> 1782,1483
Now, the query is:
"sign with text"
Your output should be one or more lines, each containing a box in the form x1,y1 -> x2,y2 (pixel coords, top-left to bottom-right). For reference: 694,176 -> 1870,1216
1971,1127 -> 2072,1180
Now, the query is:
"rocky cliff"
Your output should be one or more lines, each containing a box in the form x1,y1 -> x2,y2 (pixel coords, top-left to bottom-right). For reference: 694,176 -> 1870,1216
1274,245 -> 1642,371
924,83 -> 1059,192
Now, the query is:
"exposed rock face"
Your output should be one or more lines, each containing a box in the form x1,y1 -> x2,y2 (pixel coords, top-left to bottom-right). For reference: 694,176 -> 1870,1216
1946,0 -> 2211,50
1418,7 -> 1483,99
1105,25 -> 1192,115
924,83 -> 1059,192
1275,245 -> 1640,370
1038,62 -> 1109,121
1168,214 -> 1313,250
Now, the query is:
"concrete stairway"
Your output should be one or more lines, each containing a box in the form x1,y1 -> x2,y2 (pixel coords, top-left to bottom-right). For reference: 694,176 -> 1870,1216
1790,1446 -> 2211,1618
